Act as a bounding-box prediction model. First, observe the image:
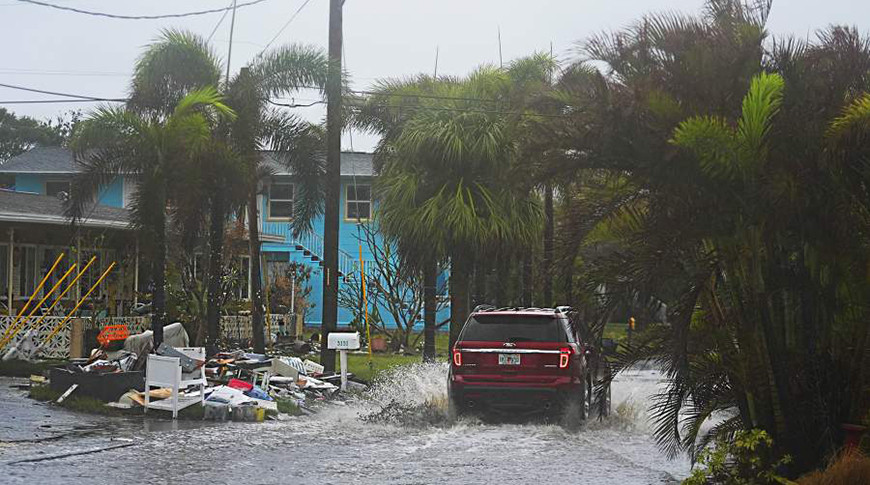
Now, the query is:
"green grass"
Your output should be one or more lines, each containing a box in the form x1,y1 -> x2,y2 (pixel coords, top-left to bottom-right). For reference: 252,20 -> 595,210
603,322 -> 630,343
302,330 -> 451,383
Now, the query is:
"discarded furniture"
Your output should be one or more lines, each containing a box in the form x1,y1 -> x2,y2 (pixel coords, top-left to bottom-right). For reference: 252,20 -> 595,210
49,366 -> 144,402
144,347 -> 206,419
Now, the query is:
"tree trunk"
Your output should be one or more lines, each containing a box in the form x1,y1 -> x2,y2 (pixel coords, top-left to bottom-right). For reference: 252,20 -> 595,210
206,192 -> 226,356
473,260 -> 486,307
247,188 -> 266,353
423,259 -> 437,362
495,256 -> 507,305
521,253 -> 532,307
543,183 -> 554,306
151,207 -> 166,350
449,255 -> 471,350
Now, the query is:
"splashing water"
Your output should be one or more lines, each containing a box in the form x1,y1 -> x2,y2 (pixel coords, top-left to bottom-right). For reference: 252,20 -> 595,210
357,362 -> 452,427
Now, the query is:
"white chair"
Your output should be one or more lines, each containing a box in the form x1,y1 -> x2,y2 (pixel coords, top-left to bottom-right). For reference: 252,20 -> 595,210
144,347 -> 207,419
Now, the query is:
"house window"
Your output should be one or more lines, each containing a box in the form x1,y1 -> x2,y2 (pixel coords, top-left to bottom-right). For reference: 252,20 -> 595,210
39,247 -> 63,298
345,184 -> 371,221
45,180 -> 70,198
268,181 -> 294,220
15,246 -> 36,298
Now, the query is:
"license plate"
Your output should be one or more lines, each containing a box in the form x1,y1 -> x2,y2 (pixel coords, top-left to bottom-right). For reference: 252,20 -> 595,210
498,353 -> 521,365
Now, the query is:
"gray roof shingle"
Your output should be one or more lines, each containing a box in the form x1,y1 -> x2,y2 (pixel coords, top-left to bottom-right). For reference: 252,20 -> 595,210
0,189 -> 129,228
0,146 -> 78,173
259,150 -> 373,177
1,146 -> 374,177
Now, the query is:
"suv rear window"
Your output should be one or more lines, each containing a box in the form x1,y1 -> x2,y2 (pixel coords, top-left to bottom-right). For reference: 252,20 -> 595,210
460,314 -> 567,342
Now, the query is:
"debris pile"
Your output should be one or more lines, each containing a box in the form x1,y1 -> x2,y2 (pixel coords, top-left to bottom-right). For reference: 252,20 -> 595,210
31,322 -> 365,422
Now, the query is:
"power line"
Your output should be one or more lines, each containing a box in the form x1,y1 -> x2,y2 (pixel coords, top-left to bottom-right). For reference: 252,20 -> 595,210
351,89 -> 502,104
0,81 -> 125,101
346,102 -> 572,119
13,0 -> 271,20
259,0 -> 313,55
207,0 -> 234,43
0,68 -> 128,77
0,81 -> 125,102
0,99 -> 122,104
0,81 -> 571,118
268,99 -> 324,108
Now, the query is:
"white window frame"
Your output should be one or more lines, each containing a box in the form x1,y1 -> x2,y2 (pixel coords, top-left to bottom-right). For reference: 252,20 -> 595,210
267,179 -> 294,221
345,183 -> 372,222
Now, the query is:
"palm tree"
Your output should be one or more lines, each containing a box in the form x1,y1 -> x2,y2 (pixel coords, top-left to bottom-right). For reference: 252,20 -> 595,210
546,0 -> 870,474
357,67 -> 543,349
223,47 -> 328,353
67,88 -> 235,348
125,30 -> 328,353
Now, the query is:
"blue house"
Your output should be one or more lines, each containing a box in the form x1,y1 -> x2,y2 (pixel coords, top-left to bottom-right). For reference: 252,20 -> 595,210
0,146 -> 446,330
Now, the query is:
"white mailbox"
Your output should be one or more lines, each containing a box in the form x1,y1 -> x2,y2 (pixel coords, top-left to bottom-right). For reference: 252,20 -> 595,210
327,332 -> 361,350
327,332 -> 360,392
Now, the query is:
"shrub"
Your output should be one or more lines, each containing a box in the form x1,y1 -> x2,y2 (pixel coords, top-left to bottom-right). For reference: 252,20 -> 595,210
683,429 -> 792,485
797,451 -> 870,485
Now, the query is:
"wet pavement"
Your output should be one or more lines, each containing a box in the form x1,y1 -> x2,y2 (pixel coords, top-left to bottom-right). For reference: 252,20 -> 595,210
0,365 -> 690,484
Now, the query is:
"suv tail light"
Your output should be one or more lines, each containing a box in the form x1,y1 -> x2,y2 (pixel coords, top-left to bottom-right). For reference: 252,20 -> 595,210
559,347 -> 573,368
452,348 -> 462,367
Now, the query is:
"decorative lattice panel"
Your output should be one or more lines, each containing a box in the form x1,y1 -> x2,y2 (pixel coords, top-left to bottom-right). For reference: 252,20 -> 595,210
0,315 -> 71,359
220,316 -> 253,342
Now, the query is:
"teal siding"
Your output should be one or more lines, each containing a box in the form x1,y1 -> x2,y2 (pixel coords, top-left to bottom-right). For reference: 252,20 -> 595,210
258,175 -> 427,329
14,174 -> 43,193
13,174 -> 123,208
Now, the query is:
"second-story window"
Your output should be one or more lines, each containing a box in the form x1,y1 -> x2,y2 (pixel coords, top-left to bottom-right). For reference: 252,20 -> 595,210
45,180 -> 70,198
268,180 -> 294,220
346,183 -> 371,221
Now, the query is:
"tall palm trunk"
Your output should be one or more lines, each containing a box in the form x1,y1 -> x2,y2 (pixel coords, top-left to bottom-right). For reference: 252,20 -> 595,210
521,254 -> 532,306
247,186 -> 266,353
423,258 -> 437,362
206,191 -> 226,355
543,183 -> 554,306
449,255 -> 472,350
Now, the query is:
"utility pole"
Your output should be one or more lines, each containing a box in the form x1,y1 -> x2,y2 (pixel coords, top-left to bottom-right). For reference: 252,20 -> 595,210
225,0 -> 238,85
320,0 -> 343,373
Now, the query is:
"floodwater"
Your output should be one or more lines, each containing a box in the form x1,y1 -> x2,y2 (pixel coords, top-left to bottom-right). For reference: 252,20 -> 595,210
0,365 -> 690,484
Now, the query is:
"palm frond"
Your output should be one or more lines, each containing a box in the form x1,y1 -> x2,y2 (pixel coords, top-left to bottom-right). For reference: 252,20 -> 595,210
252,43 -> 328,97
129,28 -> 221,114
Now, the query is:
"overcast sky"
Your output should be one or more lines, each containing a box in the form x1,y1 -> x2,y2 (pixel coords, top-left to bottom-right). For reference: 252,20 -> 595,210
0,0 -> 865,151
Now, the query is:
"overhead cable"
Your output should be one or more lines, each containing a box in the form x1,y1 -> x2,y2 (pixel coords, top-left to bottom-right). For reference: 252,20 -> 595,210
14,0 -> 271,20
259,0 -> 313,55
0,81 -> 125,101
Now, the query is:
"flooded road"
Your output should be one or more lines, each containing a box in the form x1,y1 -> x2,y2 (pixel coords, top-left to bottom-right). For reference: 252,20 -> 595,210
0,365 -> 690,484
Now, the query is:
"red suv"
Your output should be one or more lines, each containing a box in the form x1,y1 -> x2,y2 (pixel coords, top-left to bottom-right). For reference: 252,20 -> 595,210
448,306 -> 609,423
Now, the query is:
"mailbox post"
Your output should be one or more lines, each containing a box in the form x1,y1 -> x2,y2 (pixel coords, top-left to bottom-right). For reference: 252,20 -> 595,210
327,332 -> 360,390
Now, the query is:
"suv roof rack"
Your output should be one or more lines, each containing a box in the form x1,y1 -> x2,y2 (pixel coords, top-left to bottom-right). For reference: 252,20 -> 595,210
470,306 -> 573,314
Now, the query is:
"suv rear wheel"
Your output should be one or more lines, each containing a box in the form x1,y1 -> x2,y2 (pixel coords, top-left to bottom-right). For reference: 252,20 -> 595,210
559,377 -> 587,428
